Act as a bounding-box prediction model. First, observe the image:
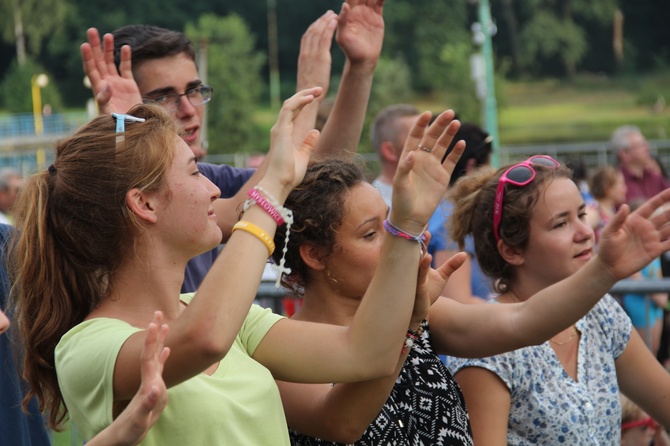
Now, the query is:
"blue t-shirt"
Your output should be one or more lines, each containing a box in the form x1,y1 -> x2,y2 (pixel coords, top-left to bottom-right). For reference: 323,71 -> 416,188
0,224 -> 51,445
182,163 -> 255,293
427,200 -> 494,299
622,258 -> 664,328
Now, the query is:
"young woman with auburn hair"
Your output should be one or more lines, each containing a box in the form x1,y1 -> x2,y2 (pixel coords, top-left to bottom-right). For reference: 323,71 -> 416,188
9,95 -> 472,445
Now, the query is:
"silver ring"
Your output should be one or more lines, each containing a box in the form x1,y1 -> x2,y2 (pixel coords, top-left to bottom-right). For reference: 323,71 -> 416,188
418,144 -> 434,153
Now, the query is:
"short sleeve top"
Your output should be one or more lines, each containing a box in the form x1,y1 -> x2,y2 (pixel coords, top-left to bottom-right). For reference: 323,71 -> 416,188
56,299 -> 288,445
447,295 -> 632,445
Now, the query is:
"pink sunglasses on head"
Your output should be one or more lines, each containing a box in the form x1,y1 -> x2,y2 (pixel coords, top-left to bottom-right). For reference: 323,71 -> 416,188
493,155 -> 561,242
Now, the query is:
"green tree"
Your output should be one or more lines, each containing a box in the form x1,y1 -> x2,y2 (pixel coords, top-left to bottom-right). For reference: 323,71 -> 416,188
0,0 -> 69,64
1,57 -> 62,113
186,14 -> 265,155
505,0 -> 617,77
383,0 -> 471,93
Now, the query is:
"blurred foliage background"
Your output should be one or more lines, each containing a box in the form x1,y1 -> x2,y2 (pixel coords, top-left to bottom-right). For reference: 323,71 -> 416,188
1,0 -> 669,154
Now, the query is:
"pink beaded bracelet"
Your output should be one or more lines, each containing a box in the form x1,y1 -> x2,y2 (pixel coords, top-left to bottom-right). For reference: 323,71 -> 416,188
247,188 -> 284,225
242,186 -> 295,288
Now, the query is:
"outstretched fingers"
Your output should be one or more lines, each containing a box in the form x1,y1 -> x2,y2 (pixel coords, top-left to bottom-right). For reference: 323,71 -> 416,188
102,33 -> 119,76
418,110 -> 459,160
118,45 -> 133,80
639,188 -> 670,220
141,312 -> 170,379
302,10 -> 337,54
395,111 -> 432,176
274,87 -> 323,130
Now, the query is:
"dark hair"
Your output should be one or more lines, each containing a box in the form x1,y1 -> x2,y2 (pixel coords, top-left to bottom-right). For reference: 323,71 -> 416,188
9,103 -> 178,429
439,121 -> 493,185
113,25 -> 196,72
565,158 -> 588,182
272,158 -> 367,296
449,159 -> 572,292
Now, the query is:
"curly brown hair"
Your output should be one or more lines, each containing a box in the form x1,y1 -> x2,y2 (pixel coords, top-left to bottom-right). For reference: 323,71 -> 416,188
272,157 -> 368,296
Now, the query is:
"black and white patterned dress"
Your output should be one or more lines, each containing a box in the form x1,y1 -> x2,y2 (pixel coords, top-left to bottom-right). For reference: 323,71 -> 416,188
289,321 -> 474,446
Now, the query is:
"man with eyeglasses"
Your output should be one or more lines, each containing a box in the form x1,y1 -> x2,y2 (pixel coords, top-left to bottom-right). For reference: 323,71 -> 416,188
81,0 -> 385,292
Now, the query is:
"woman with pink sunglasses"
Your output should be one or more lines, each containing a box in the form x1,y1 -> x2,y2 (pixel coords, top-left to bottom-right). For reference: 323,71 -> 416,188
263,143 -> 670,445
447,156 -> 670,445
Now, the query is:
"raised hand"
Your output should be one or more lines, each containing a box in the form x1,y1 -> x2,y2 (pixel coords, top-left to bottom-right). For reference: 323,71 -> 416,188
597,188 -> 670,281
292,11 -> 337,147
263,88 -> 323,198
336,0 -> 385,67
390,110 -> 465,235
296,10 -> 338,96
81,28 -> 142,115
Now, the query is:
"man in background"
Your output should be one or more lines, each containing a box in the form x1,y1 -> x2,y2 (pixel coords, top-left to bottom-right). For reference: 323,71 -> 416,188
370,104 -> 421,206
0,168 -> 23,225
612,125 -> 669,202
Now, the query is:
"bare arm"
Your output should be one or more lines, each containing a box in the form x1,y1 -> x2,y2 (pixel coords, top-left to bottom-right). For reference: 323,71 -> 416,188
210,11 -> 339,241
430,190 -> 670,357
113,89 -> 322,399
315,0 -> 385,158
291,10 -> 338,147
277,352 -> 408,443
277,252 -> 465,442
253,111 -> 466,383
215,0 -> 387,240
454,367 -> 511,446
616,329 -> 670,430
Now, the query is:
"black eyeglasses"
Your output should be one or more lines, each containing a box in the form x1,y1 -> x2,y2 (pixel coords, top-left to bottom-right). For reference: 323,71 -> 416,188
144,85 -> 213,113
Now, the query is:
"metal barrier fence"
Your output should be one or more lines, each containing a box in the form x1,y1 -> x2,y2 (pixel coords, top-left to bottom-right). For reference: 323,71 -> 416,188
2,110 -> 670,171
257,278 -> 670,351
256,277 -> 670,304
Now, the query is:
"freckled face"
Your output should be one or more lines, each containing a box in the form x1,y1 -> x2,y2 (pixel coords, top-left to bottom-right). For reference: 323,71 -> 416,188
517,178 -> 595,287
157,137 -> 221,258
323,183 -> 389,299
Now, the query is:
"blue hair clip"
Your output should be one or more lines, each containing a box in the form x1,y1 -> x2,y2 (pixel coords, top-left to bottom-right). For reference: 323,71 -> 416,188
112,113 -> 146,143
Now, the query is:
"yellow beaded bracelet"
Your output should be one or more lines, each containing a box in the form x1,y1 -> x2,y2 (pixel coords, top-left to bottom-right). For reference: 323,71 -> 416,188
232,221 -> 275,256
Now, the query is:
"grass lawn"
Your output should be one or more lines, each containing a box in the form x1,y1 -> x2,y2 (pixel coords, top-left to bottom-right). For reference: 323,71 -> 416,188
496,74 -> 670,145
51,422 -> 85,446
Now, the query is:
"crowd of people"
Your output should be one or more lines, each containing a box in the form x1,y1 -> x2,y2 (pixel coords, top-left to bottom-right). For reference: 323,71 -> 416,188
2,1 -> 670,445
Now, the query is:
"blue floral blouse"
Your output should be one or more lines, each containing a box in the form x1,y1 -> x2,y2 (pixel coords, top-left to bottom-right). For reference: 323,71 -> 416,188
446,294 -> 632,445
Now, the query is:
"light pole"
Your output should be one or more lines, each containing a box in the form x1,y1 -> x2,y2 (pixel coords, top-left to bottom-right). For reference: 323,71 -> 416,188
267,0 -> 280,110
473,0 -> 500,167
31,73 -> 49,136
